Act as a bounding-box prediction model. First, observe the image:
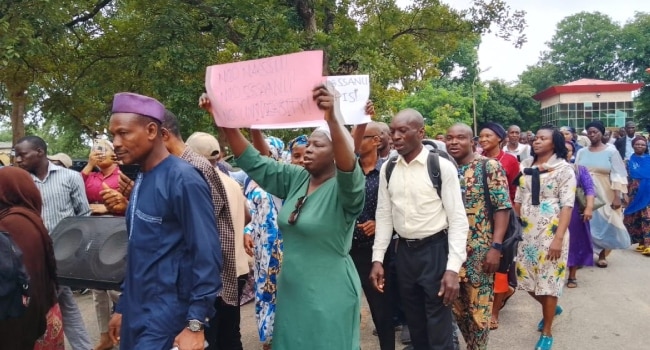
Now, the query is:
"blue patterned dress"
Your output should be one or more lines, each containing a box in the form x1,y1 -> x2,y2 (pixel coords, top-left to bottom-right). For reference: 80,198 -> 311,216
244,179 -> 283,344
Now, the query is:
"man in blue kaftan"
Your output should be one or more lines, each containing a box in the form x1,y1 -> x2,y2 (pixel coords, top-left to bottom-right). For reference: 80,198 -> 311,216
107,92 -> 222,350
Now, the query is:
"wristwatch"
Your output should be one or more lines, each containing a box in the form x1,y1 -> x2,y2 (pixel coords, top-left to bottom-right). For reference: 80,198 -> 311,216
187,319 -> 204,332
491,242 -> 503,252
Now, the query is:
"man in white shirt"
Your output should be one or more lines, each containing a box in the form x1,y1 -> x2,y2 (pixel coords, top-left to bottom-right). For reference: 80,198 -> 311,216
370,109 -> 469,349
503,125 -> 530,163
615,121 -> 637,160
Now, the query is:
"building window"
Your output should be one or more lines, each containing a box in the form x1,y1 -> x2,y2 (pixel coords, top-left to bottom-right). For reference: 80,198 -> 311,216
544,101 -> 635,129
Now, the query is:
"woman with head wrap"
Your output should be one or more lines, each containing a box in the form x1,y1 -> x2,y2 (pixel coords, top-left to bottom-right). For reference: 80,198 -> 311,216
479,122 -> 519,329
288,135 -> 308,167
0,167 -> 62,350
203,85 -> 364,350
515,126 -> 575,350
575,120 -> 630,268
480,122 -> 520,201
623,136 -> 650,255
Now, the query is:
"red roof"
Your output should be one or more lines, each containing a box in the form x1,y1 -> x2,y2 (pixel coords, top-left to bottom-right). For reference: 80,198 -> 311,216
533,79 -> 644,101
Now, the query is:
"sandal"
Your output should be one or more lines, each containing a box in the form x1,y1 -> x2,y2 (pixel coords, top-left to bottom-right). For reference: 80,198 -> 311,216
642,248 -> 650,256
489,319 -> 499,330
537,305 -> 563,331
636,245 -> 646,252
596,259 -> 608,268
500,286 -> 516,310
567,279 -> 578,288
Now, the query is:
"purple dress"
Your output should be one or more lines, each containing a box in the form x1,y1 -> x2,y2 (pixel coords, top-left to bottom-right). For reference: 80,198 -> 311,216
568,165 -> 595,267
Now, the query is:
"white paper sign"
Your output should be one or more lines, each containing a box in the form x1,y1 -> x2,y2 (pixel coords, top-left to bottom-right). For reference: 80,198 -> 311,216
327,75 -> 371,125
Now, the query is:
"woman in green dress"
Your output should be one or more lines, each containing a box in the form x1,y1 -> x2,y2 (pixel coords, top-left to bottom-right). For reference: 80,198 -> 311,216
217,85 -> 365,350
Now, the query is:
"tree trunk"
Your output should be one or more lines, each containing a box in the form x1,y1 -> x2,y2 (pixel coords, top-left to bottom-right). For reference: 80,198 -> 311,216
294,0 -> 317,35
323,0 -> 336,34
8,85 -> 27,145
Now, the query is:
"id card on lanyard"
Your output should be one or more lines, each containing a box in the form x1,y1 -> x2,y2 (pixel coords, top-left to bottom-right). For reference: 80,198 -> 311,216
128,173 -> 143,240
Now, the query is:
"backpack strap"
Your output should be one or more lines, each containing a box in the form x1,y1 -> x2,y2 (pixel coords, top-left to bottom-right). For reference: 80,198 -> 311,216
384,156 -> 398,185
427,152 -> 442,198
386,152 -> 443,199
482,159 -> 494,217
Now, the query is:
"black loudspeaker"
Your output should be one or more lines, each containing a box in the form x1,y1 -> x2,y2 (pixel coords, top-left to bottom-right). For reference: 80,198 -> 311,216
51,216 -> 128,291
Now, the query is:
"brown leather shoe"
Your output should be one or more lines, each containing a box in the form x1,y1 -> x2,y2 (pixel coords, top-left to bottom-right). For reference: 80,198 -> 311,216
94,332 -> 114,350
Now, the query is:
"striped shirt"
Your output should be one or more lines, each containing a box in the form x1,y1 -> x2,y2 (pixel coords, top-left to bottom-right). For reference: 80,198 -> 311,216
31,162 -> 91,233
180,148 -> 239,306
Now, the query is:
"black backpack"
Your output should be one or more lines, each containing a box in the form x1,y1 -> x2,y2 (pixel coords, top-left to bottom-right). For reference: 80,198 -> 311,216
385,140 -> 457,198
0,231 -> 31,320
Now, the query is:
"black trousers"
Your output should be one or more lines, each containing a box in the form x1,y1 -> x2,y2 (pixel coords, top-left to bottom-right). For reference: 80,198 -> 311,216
350,244 -> 396,350
396,233 -> 454,350
205,274 -> 248,350
387,238 -> 406,326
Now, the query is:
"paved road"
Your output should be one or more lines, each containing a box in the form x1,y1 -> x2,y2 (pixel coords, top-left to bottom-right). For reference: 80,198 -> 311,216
70,247 -> 649,349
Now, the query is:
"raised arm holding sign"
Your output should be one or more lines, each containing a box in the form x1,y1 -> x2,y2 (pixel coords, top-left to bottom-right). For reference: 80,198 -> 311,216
205,51 -> 372,128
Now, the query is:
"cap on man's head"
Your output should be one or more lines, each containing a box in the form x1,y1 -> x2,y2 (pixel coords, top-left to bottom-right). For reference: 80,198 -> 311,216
186,132 -> 221,161
48,153 -> 73,168
111,92 -> 166,122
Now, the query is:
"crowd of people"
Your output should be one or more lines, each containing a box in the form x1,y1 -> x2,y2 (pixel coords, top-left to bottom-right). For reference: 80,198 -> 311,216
0,85 -> 649,350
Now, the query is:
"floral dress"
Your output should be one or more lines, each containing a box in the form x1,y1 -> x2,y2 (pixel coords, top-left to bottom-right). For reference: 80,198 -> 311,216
34,304 -> 64,350
244,179 -> 283,344
453,157 -> 512,348
515,156 -> 576,297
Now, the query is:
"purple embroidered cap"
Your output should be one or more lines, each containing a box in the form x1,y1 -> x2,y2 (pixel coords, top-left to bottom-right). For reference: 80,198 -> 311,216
111,92 -> 166,122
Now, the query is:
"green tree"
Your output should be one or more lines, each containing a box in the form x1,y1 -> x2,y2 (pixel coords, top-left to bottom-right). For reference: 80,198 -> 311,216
542,11 -> 623,83
479,80 -> 540,130
2,0 -> 527,148
620,12 -> 650,129
0,0 -> 117,143
397,84 -> 474,137
519,62 -> 562,94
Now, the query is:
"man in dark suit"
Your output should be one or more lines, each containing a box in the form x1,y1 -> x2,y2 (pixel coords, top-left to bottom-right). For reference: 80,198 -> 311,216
614,121 -> 637,160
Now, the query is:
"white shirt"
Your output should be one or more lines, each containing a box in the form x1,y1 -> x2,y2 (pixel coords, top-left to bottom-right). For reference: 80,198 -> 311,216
503,143 -> 530,163
31,162 -> 91,232
373,147 -> 468,272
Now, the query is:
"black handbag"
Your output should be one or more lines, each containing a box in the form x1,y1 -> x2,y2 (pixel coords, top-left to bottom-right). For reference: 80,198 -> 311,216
482,160 -> 523,273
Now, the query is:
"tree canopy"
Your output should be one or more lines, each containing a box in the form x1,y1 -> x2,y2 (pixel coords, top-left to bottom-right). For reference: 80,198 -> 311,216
1,0 -> 529,152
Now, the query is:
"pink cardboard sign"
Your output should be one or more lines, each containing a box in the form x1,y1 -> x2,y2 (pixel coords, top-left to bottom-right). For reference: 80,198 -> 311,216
205,51 -> 324,128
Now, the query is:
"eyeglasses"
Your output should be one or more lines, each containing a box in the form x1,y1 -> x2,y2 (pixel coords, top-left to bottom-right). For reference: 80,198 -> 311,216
363,135 -> 379,139
288,196 -> 307,225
